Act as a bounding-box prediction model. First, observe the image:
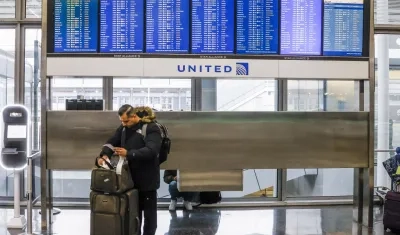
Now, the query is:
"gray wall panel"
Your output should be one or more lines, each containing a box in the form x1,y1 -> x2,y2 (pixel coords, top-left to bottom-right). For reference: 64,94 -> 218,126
46,111 -> 369,170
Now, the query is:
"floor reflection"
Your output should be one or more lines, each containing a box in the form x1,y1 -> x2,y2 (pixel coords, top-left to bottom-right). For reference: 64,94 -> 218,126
164,210 -> 220,235
0,206 -> 392,235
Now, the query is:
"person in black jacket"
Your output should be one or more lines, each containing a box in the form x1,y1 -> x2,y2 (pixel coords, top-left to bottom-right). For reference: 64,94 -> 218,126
97,105 -> 162,235
164,170 -> 194,211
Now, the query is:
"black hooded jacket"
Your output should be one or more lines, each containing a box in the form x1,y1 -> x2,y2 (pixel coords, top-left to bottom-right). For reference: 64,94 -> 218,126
99,121 -> 162,191
163,170 -> 177,184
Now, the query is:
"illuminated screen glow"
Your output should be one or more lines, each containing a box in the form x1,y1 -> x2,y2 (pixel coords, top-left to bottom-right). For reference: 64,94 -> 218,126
7,125 -> 27,139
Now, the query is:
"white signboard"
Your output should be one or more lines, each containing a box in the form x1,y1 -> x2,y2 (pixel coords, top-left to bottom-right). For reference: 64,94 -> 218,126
47,57 -> 369,80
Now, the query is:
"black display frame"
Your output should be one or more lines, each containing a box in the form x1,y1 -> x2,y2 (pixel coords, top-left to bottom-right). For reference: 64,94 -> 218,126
46,0 -> 371,61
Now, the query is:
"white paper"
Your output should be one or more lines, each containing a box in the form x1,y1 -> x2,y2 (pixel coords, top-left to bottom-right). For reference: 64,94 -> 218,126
100,157 -> 111,169
101,162 -> 110,169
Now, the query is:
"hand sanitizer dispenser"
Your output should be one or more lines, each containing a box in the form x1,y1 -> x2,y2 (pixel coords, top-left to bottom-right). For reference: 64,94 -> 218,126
1,104 -> 30,229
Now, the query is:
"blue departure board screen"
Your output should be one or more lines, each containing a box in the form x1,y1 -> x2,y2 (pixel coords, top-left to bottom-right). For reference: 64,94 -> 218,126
280,0 -> 322,55
191,0 -> 235,54
236,0 -> 279,54
146,0 -> 189,53
323,0 -> 364,56
51,0 -> 367,56
54,0 -> 98,52
100,0 -> 144,52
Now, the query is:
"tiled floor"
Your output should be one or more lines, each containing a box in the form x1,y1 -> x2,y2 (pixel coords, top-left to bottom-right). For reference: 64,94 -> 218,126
0,206 -> 394,235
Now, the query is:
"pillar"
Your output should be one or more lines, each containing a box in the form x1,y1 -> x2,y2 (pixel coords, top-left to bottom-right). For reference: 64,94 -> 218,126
201,79 -> 217,111
376,0 -> 391,188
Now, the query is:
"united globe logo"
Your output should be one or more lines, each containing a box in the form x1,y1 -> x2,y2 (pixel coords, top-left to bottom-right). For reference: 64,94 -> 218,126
236,62 -> 249,76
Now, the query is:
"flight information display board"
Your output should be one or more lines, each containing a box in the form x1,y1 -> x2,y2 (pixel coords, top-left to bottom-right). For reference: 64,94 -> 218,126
146,0 -> 190,53
280,0 -> 322,55
236,0 -> 279,54
323,0 -> 364,56
50,0 -> 368,57
54,0 -> 98,52
191,0 -> 235,54
100,0 -> 144,52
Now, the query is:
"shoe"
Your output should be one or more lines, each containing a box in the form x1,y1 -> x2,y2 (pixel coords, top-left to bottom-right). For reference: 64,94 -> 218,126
169,200 -> 177,211
183,201 -> 193,211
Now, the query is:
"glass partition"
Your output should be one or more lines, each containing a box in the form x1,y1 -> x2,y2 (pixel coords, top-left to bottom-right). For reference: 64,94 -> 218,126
0,28 -> 16,197
113,78 -> 191,111
286,80 -> 359,197
50,77 -> 102,199
216,79 -> 278,199
51,77 -> 103,110
0,0 -> 16,18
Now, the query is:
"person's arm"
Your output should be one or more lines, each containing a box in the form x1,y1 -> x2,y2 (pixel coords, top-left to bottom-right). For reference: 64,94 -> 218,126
127,123 -> 162,161
99,125 -> 123,158
164,170 -> 177,184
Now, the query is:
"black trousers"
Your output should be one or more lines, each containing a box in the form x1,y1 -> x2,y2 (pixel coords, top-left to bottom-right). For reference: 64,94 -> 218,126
138,190 -> 157,235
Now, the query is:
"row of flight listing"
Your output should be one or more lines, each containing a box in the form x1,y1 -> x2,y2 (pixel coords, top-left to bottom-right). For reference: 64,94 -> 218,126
53,0 -> 366,57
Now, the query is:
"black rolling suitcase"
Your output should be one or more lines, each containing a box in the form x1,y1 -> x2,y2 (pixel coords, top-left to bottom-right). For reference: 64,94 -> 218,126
383,190 -> 400,233
382,154 -> 400,233
90,189 -> 139,235
90,156 -> 140,235
383,174 -> 400,233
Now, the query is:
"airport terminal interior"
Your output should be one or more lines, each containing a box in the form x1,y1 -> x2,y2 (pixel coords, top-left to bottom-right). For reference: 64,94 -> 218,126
0,0 -> 400,234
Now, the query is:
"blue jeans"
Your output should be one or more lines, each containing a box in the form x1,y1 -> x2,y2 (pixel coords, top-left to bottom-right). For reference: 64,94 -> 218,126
169,181 -> 194,201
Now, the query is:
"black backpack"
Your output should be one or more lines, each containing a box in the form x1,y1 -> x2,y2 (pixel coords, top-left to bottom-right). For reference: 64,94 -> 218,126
200,192 -> 222,204
142,121 -> 171,164
193,191 -> 222,208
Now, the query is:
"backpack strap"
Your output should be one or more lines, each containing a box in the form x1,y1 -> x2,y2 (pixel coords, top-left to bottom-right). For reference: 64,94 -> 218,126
154,121 -> 167,138
142,124 -> 148,138
142,122 -> 166,138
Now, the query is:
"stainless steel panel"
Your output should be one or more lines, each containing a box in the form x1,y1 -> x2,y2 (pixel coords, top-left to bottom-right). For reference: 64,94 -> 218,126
41,0 -> 51,228
178,170 -> 243,192
353,0 -> 375,228
46,111 -> 369,170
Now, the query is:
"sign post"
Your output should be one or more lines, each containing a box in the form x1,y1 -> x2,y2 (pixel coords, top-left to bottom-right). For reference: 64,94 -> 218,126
0,105 -> 31,231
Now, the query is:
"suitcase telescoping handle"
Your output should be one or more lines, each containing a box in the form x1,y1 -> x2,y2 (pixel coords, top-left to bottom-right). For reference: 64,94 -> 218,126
115,156 -> 125,175
135,217 -> 140,234
95,155 -> 114,169
101,157 -> 114,169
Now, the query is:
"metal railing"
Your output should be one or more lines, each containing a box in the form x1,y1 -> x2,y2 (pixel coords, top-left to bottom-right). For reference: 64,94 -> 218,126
374,148 -> 396,153
26,151 -> 41,234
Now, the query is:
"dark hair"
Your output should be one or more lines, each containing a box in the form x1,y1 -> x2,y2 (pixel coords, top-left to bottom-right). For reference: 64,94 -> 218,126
118,104 -> 134,117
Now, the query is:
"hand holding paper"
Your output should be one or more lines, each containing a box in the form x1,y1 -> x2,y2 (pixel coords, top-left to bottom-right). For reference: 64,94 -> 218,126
114,147 -> 127,157
97,156 -> 110,168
